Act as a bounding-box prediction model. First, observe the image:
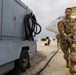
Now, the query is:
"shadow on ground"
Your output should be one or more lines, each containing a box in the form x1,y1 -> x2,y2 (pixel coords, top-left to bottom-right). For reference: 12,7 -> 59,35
30,51 -> 46,67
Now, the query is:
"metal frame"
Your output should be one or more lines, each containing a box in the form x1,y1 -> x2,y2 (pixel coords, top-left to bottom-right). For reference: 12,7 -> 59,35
0,0 -> 3,39
15,0 -> 28,10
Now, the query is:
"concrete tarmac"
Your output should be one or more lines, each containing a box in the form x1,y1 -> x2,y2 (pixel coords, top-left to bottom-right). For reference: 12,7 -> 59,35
23,40 -> 76,75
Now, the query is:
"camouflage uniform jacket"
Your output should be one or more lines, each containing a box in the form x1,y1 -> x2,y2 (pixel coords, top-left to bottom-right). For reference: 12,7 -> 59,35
57,17 -> 76,42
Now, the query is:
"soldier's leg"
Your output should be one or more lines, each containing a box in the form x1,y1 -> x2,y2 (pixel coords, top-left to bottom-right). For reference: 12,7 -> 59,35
70,49 -> 76,73
57,40 -> 59,48
60,42 -> 70,68
70,61 -> 76,73
57,40 -> 60,48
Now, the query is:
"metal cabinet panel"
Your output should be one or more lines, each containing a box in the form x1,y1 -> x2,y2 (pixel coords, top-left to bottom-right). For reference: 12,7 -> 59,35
2,0 -> 29,38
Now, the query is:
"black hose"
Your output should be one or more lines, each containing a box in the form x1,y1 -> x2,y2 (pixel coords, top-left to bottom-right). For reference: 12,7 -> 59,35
35,48 -> 60,75
24,13 -> 42,40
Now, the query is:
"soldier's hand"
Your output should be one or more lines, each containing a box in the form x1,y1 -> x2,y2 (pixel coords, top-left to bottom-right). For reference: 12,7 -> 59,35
70,41 -> 73,45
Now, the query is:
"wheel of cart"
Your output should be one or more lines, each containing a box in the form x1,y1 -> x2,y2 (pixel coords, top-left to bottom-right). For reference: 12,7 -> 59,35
15,49 -> 30,72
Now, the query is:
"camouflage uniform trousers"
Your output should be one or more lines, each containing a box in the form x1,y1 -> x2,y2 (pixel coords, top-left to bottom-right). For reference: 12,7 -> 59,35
60,41 -> 70,61
57,39 -> 60,48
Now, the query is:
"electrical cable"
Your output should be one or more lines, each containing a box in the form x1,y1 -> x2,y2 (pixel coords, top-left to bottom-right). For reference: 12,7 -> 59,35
35,48 -> 60,75
24,13 -> 42,40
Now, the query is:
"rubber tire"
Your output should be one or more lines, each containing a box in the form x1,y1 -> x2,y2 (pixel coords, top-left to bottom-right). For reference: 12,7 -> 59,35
7,69 -> 22,75
15,50 -> 30,72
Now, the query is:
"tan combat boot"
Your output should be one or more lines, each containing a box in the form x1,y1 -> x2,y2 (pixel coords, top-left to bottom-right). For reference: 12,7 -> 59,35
70,62 -> 76,73
66,60 -> 70,68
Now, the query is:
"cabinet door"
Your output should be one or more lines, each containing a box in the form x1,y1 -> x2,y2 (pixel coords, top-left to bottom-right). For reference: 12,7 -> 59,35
2,0 -> 28,38
2,0 -> 17,37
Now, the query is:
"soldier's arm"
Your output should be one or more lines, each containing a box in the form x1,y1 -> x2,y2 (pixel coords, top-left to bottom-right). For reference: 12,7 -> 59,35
57,21 -> 68,40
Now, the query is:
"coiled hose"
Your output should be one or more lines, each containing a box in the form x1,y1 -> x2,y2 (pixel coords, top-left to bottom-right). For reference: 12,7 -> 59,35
24,13 -> 42,40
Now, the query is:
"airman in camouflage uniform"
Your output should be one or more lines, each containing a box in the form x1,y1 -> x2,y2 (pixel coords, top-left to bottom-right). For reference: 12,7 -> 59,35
57,8 -> 76,71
